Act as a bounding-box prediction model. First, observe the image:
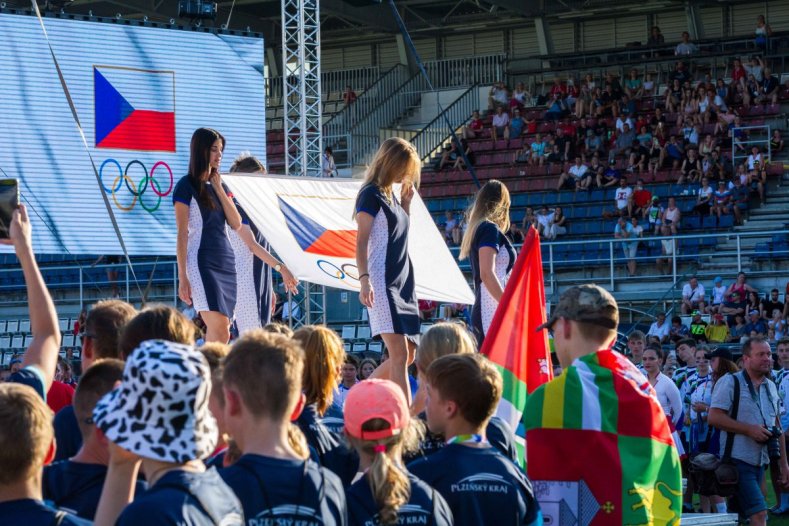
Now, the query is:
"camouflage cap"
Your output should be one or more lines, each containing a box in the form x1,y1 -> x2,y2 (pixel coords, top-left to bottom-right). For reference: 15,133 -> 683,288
537,284 -> 619,332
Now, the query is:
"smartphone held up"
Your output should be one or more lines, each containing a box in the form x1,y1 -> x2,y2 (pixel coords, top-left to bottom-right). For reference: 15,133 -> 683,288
0,179 -> 20,239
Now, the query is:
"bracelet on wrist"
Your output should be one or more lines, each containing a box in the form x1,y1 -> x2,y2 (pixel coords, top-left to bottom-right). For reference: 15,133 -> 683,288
359,273 -> 370,280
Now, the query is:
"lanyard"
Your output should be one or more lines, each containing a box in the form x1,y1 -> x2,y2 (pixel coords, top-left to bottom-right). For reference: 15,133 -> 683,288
446,434 -> 488,446
742,372 -> 774,427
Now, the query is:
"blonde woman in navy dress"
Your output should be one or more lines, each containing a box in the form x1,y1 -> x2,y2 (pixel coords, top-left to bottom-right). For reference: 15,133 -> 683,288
459,180 -> 516,346
355,137 -> 421,403
174,128 -> 297,343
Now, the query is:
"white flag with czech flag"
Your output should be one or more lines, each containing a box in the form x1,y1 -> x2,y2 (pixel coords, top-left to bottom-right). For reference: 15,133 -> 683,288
223,174 -> 474,304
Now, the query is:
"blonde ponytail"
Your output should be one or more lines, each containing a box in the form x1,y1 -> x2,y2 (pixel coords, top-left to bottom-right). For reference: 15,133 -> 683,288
367,443 -> 411,525
288,423 -> 310,460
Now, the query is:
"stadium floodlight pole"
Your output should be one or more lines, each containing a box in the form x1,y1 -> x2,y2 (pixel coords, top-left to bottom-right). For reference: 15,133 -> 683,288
282,0 -> 323,177
386,0 -> 481,189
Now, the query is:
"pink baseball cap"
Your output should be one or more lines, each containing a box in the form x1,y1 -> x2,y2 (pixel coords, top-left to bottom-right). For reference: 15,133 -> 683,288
344,379 -> 410,440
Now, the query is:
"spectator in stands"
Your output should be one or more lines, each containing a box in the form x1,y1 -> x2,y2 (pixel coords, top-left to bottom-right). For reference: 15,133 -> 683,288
674,31 -> 698,56
746,56 -> 765,83
521,207 -> 538,232
665,79 -> 683,114
623,69 -> 643,100
746,291 -> 761,317
664,134 -> 684,173
631,179 -> 652,218
729,314 -> 748,343
761,289 -> 784,320
705,314 -> 730,343
614,177 -> 634,217
670,315 -> 690,343
745,309 -> 767,338
507,222 -> 524,244
508,108 -> 525,142
729,173 -> 749,225
545,92 -> 570,121
358,358 -> 377,381
754,14 -> 772,49
615,114 -> 634,135
707,276 -> 727,314
655,225 -> 676,275
343,85 -> 357,106
682,276 -> 706,315
661,196 -> 681,234
720,272 -> 754,318
630,216 -> 644,238
418,299 -> 437,321
462,110 -> 484,140
553,127 -> 572,163
488,82 -> 509,111
756,67 -> 780,106
768,310 -> 786,342
585,129 -> 605,160
609,124 -> 636,164
692,177 -> 714,217
510,142 -> 531,167
543,206 -> 567,240
771,129 -> 784,154
490,106 -> 509,143
743,74 -> 761,110
689,311 -> 708,342
321,146 -> 337,178
443,211 -> 460,246
711,180 -> 733,221
648,312 -> 671,344
731,58 -> 747,91
614,217 -> 638,277
575,79 -> 594,118
648,26 -> 665,46
645,196 -> 664,234
556,156 -> 591,191
510,81 -> 531,109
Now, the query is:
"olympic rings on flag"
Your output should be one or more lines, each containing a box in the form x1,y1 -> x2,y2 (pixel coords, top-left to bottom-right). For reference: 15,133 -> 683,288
316,260 -> 361,283
100,158 -> 173,214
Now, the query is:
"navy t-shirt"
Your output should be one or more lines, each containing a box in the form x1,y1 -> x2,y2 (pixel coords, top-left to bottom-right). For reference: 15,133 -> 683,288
9,366 -> 46,400
220,453 -> 347,525
408,444 -> 542,526
297,403 -> 360,486
43,459 -> 148,520
53,406 -> 82,461
0,498 -> 91,525
117,468 -> 242,526
347,472 -> 453,526
404,414 -> 519,465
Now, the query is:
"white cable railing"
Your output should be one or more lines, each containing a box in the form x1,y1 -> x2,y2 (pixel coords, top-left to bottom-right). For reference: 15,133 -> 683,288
423,54 -> 505,90
265,65 -> 381,103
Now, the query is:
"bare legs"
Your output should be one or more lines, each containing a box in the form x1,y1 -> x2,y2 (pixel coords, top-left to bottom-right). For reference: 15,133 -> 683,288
201,310 -> 231,343
369,333 -> 416,404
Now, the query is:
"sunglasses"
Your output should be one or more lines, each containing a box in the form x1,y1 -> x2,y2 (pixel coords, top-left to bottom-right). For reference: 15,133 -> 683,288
80,332 -> 96,345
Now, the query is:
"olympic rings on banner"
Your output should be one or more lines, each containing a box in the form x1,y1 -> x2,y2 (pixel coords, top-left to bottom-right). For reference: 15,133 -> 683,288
100,158 -> 173,214
317,260 -> 361,284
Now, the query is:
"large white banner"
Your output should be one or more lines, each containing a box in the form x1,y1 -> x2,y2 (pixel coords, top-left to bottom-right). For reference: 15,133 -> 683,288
0,13 -> 264,255
224,175 -> 474,305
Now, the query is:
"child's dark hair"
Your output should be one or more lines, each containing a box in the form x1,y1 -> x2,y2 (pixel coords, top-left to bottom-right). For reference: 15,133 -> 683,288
425,353 -> 502,427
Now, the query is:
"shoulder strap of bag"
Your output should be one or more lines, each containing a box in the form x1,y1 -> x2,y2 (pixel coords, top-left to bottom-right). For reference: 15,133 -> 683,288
723,374 -> 741,461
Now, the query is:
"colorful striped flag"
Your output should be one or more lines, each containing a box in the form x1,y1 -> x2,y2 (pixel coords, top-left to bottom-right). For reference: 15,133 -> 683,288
480,226 -> 553,464
525,349 -> 683,526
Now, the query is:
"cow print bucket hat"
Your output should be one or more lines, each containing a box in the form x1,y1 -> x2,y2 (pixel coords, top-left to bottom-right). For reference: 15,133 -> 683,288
93,339 -> 218,464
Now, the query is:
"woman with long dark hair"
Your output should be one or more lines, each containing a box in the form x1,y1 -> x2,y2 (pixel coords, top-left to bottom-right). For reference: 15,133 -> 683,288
459,180 -> 516,346
355,137 -> 421,403
173,128 -> 296,343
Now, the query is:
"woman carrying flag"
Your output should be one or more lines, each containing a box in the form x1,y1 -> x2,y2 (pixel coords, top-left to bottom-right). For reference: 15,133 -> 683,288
459,180 -> 516,346
355,137 -> 421,403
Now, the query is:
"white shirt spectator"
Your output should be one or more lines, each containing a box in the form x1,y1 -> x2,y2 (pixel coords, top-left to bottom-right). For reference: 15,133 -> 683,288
648,320 -> 671,341
492,112 -> 510,128
713,94 -> 728,112
675,42 -> 698,55
321,152 -> 336,177
682,282 -> 705,303
536,211 -> 554,230
747,152 -> 764,170
492,86 -> 509,105
711,284 -> 727,305
616,117 -> 634,133
568,164 -> 589,180
615,186 -> 633,210
661,238 -> 676,256
632,223 -> 644,237
698,186 -> 713,200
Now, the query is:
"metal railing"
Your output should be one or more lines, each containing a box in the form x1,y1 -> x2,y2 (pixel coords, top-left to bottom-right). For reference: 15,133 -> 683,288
407,84 -> 480,164
265,65 -> 381,103
732,125 -> 771,168
323,64 -> 410,146
445,228 -> 789,295
423,54 -> 505,91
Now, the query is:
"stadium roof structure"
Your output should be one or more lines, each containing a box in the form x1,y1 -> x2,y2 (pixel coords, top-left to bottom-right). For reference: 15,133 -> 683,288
9,0 -> 763,46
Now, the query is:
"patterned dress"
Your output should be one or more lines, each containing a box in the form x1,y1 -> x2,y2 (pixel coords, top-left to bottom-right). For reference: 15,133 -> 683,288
173,176 -> 237,318
469,220 -> 515,346
355,184 -> 419,338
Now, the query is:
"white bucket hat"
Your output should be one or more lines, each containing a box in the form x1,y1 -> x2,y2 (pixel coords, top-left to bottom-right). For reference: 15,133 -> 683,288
93,339 -> 218,463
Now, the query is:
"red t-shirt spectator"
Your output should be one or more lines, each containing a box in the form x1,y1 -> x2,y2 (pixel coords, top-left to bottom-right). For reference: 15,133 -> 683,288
47,381 -> 75,414
469,118 -> 484,132
549,83 -> 567,97
732,66 -> 746,84
633,188 -> 653,209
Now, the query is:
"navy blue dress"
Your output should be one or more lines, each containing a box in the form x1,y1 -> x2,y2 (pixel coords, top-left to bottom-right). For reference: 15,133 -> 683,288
355,184 -> 419,338
469,221 -> 515,346
173,176 -> 238,318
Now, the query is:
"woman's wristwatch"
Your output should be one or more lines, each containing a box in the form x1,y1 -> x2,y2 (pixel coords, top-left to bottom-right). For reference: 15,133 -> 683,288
274,263 -> 282,272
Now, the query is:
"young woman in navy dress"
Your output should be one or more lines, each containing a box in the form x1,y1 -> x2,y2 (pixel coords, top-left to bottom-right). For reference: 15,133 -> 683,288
460,180 -> 516,346
174,128 -> 296,343
355,137 -> 421,403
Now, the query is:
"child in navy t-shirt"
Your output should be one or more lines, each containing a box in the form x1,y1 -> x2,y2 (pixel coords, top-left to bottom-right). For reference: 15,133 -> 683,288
219,330 -> 347,524
344,379 -> 452,526
408,354 -> 542,526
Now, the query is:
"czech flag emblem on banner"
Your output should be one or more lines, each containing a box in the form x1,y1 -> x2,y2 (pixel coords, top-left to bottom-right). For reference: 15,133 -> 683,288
94,65 -> 176,152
